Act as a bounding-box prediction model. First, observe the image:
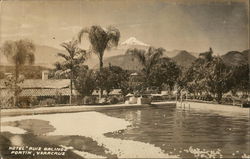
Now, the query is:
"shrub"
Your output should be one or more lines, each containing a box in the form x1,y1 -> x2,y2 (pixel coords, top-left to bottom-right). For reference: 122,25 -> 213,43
117,96 -> 125,103
204,94 -> 213,101
83,96 -> 96,105
0,91 -> 13,108
221,97 -> 233,104
18,97 -> 32,108
39,98 -> 56,106
30,97 -> 39,106
108,96 -> 119,104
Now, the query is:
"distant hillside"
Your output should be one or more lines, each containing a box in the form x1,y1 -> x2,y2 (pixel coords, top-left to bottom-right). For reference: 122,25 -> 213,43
93,50 -> 197,70
0,44 -> 65,68
0,65 -> 50,79
172,50 -> 197,68
94,54 -> 143,71
83,37 -> 150,69
221,50 -> 249,66
164,50 -> 198,58
33,45 -> 66,68
241,49 -> 250,64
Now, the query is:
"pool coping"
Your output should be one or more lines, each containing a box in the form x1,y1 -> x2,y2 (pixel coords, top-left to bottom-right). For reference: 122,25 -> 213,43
2,101 -> 248,117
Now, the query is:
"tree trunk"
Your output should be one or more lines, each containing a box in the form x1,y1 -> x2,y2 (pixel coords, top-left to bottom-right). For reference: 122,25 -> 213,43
70,60 -> 73,104
70,77 -> 72,104
216,92 -> 222,104
14,63 -> 19,107
99,55 -> 103,100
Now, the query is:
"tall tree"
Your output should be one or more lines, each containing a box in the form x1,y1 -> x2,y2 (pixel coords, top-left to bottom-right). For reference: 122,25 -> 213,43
55,40 -> 86,104
95,65 -> 129,96
126,47 -> 165,88
231,64 -> 249,95
181,58 -> 207,96
180,48 -> 214,96
150,58 -> 181,91
78,25 -> 120,98
74,67 -> 96,98
1,39 -> 35,107
204,57 -> 234,103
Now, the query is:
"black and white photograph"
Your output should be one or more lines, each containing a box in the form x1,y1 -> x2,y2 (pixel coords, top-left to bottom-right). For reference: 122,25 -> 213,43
0,0 -> 249,158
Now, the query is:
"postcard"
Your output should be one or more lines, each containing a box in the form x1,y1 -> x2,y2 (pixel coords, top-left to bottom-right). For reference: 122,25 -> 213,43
0,0 -> 249,158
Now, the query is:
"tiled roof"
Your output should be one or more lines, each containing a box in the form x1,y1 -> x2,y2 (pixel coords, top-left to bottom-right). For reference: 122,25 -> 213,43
0,88 -> 72,97
20,88 -> 71,96
0,79 -> 73,97
0,79 -> 70,89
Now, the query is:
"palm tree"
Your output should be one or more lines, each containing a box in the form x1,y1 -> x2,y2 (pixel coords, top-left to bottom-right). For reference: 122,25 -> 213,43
126,47 -> 166,87
55,39 -> 86,104
77,25 -> 120,98
1,39 -> 35,107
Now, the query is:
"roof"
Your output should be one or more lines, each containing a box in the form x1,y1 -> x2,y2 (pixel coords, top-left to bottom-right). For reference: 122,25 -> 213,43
0,79 -> 70,89
20,88 -> 71,97
0,88 -> 73,97
0,79 -> 72,97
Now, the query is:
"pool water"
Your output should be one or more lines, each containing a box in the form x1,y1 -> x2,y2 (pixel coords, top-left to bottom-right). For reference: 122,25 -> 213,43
98,104 -> 250,158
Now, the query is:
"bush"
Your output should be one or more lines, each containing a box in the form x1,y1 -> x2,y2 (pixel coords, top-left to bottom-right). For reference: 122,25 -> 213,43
17,97 -> 39,108
0,91 -> 13,108
117,96 -> 125,103
221,97 -> 233,104
204,94 -> 213,101
108,96 -> 119,104
83,96 -> 96,105
39,98 -> 56,106
30,97 -> 39,106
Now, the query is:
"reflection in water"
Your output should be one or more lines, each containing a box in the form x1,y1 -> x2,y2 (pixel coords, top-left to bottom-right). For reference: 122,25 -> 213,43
99,104 -> 250,158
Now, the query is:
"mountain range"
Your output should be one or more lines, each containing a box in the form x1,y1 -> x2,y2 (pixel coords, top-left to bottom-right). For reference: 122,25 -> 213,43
0,37 -> 248,72
91,37 -> 198,69
172,50 -> 197,68
0,44 -> 65,68
221,50 -> 249,66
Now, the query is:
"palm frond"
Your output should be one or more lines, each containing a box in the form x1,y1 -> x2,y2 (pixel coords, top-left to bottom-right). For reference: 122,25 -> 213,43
106,26 -> 120,49
57,52 -> 70,61
147,47 -> 164,68
77,27 -> 90,43
54,62 -> 62,70
60,42 -> 74,56
88,25 -> 108,55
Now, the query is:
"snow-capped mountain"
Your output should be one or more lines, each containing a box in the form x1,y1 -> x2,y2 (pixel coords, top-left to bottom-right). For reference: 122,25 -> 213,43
121,37 -> 149,47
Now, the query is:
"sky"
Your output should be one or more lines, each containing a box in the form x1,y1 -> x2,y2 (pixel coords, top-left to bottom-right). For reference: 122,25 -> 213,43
0,0 -> 249,55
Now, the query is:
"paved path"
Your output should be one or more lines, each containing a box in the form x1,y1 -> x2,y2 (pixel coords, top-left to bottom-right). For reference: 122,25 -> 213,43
177,101 -> 250,116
